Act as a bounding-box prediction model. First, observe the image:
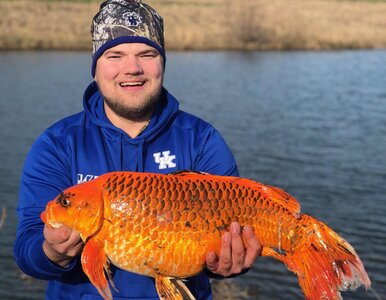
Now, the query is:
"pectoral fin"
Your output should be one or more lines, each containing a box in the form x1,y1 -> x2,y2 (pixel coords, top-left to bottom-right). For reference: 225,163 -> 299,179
155,276 -> 196,300
81,238 -> 113,300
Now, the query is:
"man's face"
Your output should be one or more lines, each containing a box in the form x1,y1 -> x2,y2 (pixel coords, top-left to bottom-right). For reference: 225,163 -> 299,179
94,43 -> 164,121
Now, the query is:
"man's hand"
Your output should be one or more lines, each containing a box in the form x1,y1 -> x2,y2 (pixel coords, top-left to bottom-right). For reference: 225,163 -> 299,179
205,222 -> 262,277
43,225 -> 84,268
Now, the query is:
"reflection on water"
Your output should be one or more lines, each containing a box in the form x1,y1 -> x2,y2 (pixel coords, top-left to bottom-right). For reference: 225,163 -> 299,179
1,50 -> 385,299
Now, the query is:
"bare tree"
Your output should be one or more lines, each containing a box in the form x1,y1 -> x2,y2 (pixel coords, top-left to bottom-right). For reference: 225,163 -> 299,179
225,0 -> 270,50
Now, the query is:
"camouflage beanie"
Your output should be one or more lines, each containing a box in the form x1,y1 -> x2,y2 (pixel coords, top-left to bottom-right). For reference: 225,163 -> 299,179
91,0 -> 165,77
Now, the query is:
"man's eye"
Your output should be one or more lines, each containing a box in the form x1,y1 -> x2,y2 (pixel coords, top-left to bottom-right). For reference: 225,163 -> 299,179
141,52 -> 158,59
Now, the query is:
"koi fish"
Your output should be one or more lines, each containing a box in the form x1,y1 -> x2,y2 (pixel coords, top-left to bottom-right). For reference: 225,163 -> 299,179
41,171 -> 371,300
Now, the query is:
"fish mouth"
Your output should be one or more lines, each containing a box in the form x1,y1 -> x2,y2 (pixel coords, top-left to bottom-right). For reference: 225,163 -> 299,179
40,211 -> 47,224
40,210 -> 62,229
46,221 -> 63,229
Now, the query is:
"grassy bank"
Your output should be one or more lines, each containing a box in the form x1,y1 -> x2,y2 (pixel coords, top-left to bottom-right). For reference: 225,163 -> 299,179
1,0 -> 386,51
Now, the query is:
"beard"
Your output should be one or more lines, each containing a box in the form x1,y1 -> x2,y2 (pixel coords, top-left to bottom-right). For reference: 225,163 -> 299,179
101,87 -> 162,122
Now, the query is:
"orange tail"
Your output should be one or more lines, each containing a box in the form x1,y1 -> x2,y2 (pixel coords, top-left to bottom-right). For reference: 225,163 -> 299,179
264,216 -> 371,300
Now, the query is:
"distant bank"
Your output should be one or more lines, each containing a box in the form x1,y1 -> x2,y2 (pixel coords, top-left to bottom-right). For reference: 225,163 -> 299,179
1,0 -> 386,51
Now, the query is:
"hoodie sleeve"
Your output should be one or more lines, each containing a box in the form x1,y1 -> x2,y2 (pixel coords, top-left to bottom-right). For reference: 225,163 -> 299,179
194,126 -> 239,177
13,131 -> 77,279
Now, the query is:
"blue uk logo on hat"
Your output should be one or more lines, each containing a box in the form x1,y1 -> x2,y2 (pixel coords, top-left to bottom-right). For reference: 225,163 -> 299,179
122,12 -> 142,26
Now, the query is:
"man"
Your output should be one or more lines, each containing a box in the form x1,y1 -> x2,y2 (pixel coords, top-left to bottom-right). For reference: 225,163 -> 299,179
14,0 -> 261,299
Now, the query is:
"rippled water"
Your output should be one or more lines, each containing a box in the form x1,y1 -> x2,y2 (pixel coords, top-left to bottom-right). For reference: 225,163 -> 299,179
1,50 -> 385,299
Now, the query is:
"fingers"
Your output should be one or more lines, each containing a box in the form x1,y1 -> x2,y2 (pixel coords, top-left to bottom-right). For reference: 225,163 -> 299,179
230,222 -> 246,273
43,225 -> 83,267
44,225 -> 82,246
44,225 -> 71,244
65,230 -> 84,257
67,229 -> 83,247
217,222 -> 245,275
205,231 -> 232,274
242,225 -> 262,268
217,231 -> 233,275
205,232 -> 232,275
206,222 -> 261,277
205,251 -> 218,271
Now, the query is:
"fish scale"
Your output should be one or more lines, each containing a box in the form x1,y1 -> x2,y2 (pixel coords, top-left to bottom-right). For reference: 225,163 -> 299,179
103,173 -> 212,278
41,171 -> 371,300
102,172 -> 319,275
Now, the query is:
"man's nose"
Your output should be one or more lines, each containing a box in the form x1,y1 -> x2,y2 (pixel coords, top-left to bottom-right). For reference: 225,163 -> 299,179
122,56 -> 143,75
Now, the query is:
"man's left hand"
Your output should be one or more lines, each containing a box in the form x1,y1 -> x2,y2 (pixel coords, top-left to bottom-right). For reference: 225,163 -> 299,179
205,222 -> 262,277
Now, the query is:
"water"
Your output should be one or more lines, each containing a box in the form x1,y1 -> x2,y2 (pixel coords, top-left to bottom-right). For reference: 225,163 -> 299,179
1,50 -> 385,299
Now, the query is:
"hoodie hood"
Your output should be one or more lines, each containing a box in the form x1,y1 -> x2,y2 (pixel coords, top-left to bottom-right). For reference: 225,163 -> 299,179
83,81 -> 179,171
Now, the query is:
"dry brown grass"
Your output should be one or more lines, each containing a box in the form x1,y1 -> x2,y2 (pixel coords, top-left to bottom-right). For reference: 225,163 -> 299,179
1,0 -> 386,50
0,1 -> 98,50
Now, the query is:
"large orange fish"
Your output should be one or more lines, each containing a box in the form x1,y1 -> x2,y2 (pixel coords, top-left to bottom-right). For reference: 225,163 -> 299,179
41,171 -> 371,300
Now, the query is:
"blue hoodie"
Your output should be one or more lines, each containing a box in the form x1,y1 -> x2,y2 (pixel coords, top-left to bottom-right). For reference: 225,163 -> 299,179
14,82 -> 238,300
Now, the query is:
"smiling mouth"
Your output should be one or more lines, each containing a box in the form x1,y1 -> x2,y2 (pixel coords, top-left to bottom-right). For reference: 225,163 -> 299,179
119,81 -> 145,87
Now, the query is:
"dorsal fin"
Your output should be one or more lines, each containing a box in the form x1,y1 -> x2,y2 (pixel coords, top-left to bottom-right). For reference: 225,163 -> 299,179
234,177 -> 302,218
170,171 -> 301,218
169,170 -> 209,176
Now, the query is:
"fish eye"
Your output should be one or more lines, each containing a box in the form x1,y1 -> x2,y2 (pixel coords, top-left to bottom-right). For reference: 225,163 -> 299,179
60,198 -> 71,207
56,192 -> 72,207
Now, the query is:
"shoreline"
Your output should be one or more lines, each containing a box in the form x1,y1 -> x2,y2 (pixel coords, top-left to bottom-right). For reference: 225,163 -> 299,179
1,0 -> 386,51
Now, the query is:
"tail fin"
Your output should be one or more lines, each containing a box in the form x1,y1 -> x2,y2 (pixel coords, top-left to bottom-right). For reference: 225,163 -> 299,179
264,216 -> 371,300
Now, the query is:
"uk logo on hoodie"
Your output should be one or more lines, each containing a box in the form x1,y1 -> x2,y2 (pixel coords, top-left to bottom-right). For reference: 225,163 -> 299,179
153,151 -> 176,169
77,174 -> 99,184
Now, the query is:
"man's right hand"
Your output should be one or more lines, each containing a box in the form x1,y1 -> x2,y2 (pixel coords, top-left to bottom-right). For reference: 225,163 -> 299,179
43,225 -> 84,268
